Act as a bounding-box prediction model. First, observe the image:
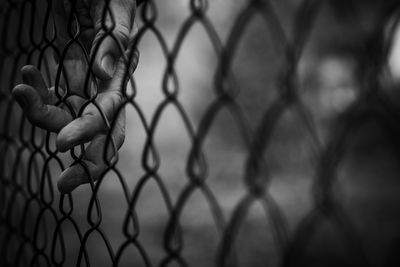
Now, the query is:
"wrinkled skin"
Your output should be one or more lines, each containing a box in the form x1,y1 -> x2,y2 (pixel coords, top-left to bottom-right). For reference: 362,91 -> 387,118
12,0 -> 139,193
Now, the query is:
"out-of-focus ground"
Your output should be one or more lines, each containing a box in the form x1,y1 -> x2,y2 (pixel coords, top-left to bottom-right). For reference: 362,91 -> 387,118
4,0 -> 400,266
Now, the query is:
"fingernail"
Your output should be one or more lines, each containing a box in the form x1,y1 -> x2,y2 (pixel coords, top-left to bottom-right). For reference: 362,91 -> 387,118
101,54 -> 116,78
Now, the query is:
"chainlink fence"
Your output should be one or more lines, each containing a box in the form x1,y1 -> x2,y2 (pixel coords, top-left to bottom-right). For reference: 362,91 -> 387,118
1,0 -> 400,266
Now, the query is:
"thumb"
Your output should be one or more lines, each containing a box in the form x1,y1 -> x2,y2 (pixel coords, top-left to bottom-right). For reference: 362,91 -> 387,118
91,0 -> 137,80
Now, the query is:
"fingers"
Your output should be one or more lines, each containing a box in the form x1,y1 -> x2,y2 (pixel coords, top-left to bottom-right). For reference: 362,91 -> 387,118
99,48 -> 140,91
21,65 -> 59,104
56,49 -> 138,152
53,0 -> 138,81
91,0 -> 137,80
21,65 -> 49,100
56,89 -> 123,151
57,135 -> 107,193
12,84 -> 73,132
57,114 -> 125,193
12,67 -> 73,132
58,156 -> 99,193
56,110 -> 104,152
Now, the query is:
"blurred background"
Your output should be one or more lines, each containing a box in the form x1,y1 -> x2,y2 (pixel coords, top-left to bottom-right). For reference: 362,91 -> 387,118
2,0 -> 400,266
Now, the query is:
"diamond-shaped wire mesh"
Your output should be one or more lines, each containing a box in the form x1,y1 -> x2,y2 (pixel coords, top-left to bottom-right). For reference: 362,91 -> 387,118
1,0 -> 400,266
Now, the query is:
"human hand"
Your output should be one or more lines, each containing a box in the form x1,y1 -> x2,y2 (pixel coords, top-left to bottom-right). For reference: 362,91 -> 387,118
12,49 -> 139,193
11,0 -> 141,193
54,0 -> 139,82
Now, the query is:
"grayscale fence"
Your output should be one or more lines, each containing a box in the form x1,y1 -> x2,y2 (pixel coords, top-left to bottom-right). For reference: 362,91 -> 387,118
1,0 -> 400,266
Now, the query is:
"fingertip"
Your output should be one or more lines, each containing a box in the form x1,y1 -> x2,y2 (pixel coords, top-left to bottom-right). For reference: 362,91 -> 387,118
56,122 -> 80,152
21,64 -> 37,74
12,84 -> 36,109
56,114 -> 103,152
57,170 -> 67,193
12,83 -> 29,97
57,177 -> 73,194
58,168 -> 85,194
58,159 -> 100,193
21,65 -> 38,84
56,129 -> 70,152
56,120 -> 87,152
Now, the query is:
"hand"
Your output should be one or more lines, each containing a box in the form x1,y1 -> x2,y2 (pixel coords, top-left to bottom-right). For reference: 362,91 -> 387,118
11,0 -> 140,193
54,0 -> 139,82
13,48 -> 138,193
13,0 -> 140,193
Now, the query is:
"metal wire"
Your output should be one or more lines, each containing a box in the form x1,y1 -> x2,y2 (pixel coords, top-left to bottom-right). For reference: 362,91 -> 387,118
1,0 -> 400,266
